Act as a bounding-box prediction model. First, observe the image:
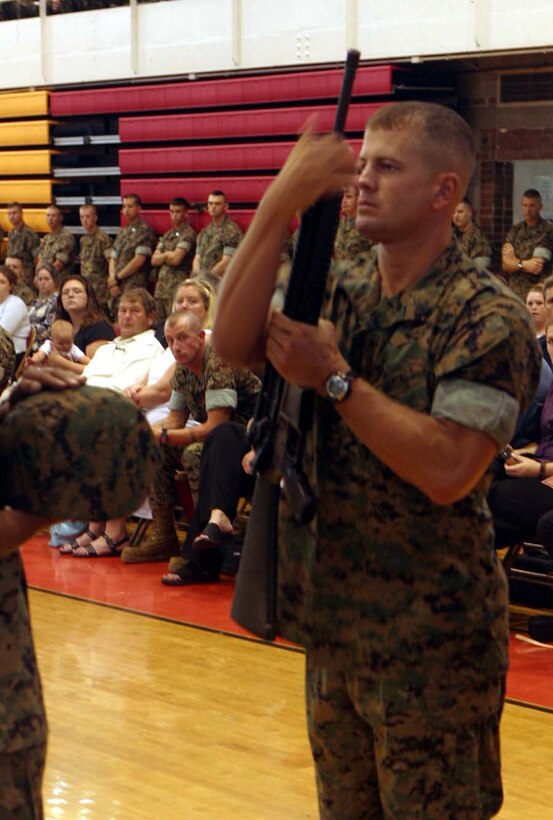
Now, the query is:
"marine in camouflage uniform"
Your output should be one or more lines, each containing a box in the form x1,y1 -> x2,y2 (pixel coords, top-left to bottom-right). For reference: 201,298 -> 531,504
454,222 -> 492,270
213,102 -> 542,818
503,217 -> 553,301
195,215 -> 243,277
0,382 -> 159,818
121,339 -> 260,564
12,281 -> 35,307
80,227 -> 113,310
7,225 -> 40,285
153,222 -> 196,322
276,242 -> 539,819
108,218 -> 156,317
334,215 -> 374,261
0,327 -> 15,392
37,228 -> 77,277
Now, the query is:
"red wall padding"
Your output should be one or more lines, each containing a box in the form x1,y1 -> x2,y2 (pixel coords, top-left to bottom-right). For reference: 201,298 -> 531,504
50,66 -> 394,116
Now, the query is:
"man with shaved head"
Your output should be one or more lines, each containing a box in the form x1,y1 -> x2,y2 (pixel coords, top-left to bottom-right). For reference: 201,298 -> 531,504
213,101 -> 540,818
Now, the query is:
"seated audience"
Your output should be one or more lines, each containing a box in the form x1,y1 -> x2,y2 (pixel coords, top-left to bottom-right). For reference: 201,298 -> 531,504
526,285 -> 552,369
29,263 -> 59,349
162,420 -> 256,585
30,319 -> 89,367
0,265 -> 31,368
488,317 -> 553,557
52,274 -> 115,372
120,309 -> 260,565
68,289 -> 164,557
5,256 -> 35,305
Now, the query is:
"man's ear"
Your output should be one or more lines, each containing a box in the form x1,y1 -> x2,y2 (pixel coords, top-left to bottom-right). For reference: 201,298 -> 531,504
432,172 -> 462,212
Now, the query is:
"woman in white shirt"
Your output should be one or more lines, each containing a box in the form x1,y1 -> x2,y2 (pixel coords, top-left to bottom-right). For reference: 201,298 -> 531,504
0,266 -> 31,365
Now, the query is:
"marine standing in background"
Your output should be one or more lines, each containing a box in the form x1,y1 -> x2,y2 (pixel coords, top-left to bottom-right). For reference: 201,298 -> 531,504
452,197 -> 492,270
79,203 -> 113,312
35,204 -> 77,278
502,188 -> 553,301
107,193 -> 156,318
151,197 -> 197,322
6,201 -> 40,286
334,184 -> 374,261
192,190 -> 243,282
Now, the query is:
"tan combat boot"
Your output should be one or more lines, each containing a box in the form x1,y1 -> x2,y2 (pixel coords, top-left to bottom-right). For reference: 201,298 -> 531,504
121,507 -> 180,564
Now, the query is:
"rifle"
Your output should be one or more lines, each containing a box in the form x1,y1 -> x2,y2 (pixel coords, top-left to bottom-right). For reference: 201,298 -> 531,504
231,50 -> 361,640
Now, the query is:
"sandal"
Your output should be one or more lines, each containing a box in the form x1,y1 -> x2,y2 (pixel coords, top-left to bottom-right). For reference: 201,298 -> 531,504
193,522 -> 230,550
61,526 -> 105,555
72,533 -> 130,558
161,561 -> 220,586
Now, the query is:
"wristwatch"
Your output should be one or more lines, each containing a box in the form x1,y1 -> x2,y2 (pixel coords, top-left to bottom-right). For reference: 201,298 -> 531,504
517,259 -> 523,271
324,370 -> 356,403
159,427 -> 170,447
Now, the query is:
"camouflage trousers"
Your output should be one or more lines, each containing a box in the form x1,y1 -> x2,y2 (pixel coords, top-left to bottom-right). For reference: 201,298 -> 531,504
0,743 -> 46,819
147,440 -> 203,515
305,656 -> 504,819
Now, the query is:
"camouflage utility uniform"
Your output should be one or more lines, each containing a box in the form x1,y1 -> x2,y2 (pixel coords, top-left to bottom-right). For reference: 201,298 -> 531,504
455,222 -> 492,270
38,229 -> 77,276
334,215 -> 374,261
126,345 -> 260,563
504,217 -> 553,300
111,219 -> 156,291
277,242 -> 540,818
7,225 -> 40,284
80,228 -> 113,310
153,223 -> 196,321
195,216 -> 243,275
0,385 -> 159,817
0,328 -> 15,392
13,282 -> 35,307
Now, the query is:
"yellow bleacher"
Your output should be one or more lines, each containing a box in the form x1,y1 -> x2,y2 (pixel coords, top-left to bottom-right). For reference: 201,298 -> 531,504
0,90 -> 49,119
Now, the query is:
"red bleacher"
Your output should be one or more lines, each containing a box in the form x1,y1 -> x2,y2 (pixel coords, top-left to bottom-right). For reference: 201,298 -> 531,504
119,103 -> 375,143
50,66 -> 394,116
120,140 -> 363,175
120,176 -> 275,205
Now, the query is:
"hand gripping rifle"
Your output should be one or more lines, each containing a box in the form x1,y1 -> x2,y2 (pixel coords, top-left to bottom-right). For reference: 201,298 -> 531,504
231,50 -> 361,640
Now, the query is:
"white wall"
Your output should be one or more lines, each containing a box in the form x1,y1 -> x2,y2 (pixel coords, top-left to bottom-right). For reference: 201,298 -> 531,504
0,0 -> 552,90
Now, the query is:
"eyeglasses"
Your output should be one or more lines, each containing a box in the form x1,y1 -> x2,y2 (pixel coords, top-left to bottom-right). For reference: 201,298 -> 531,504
61,288 -> 85,296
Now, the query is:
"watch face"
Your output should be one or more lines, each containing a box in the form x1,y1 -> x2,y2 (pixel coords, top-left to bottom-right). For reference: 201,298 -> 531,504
326,373 -> 349,401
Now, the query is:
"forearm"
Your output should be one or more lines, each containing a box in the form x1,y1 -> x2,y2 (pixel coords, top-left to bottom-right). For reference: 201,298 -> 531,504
502,244 -> 521,273
336,379 -> 497,505
116,254 -> 146,281
211,254 -> 232,277
151,250 -> 167,267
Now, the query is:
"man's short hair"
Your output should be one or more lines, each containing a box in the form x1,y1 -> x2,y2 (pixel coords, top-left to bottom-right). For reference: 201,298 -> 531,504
80,203 -> 98,215
7,201 -> 22,210
119,287 -> 156,316
165,309 -> 201,332
366,101 -> 476,185
170,197 -> 190,209
47,202 -> 62,213
523,189 -> 542,200
209,190 -> 227,202
123,193 -> 142,207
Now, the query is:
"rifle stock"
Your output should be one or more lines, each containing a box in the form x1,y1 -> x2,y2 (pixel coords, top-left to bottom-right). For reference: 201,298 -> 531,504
231,49 -> 361,640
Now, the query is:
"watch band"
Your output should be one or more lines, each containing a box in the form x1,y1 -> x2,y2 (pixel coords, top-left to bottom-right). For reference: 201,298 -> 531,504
159,427 -> 170,447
